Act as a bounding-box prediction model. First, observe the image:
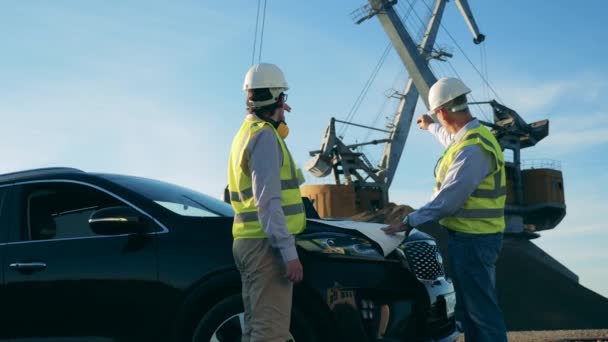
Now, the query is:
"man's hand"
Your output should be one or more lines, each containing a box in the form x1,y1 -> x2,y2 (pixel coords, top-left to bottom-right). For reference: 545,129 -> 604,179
286,259 -> 303,283
416,114 -> 434,130
382,222 -> 413,236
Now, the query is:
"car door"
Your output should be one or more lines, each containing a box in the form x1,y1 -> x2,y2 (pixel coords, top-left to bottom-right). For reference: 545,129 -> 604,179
3,180 -> 161,341
0,187 -> 11,342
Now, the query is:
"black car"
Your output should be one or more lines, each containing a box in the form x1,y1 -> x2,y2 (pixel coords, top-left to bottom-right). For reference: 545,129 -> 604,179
0,168 -> 459,342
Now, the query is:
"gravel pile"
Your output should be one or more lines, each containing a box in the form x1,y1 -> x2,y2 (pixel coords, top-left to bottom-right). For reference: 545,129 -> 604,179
458,329 -> 608,341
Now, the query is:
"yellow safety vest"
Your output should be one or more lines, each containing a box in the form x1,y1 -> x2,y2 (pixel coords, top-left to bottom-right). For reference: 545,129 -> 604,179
227,117 -> 306,239
435,125 -> 506,234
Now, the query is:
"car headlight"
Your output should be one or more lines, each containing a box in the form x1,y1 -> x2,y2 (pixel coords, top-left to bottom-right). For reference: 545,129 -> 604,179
297,234 -> 384,260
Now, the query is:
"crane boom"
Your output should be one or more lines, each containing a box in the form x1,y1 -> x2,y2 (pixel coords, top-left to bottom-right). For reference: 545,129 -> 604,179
304,0 -> 564,235
379,0 -> 447,187
306,0 -> 488,214
454,0 -> 485,44
369,0 -> 437,107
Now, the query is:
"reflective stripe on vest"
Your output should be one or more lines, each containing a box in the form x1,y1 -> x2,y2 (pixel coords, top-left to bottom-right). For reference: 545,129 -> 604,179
452,208 -> 504,219
435,125 -> 506,234
227,117 -> 306,239
470,171 -> 506,199
230,178 -> 301,202
234,203 -> 305,224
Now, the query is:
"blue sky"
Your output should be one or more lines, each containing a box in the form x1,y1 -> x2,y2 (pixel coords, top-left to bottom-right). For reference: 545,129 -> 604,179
1,1 -> 607,296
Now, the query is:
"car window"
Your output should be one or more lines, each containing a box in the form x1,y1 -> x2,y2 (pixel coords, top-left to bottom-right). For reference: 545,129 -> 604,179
101,174 -> 234,218
154,201 -> 219,217
20,182 -> 125,241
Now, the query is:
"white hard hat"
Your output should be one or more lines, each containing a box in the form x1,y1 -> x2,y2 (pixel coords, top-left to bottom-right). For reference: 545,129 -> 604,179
242,63 -> 289,92
428,77 -> 471,112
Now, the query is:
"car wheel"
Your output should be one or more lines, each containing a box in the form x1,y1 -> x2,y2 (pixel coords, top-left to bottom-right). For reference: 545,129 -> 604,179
191,294 -> 320,342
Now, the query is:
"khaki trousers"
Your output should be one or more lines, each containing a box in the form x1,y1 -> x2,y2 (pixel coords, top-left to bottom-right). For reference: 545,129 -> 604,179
233,239 -> 294,342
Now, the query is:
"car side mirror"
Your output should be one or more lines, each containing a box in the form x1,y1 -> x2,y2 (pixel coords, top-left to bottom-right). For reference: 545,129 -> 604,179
89,206 -> 151,235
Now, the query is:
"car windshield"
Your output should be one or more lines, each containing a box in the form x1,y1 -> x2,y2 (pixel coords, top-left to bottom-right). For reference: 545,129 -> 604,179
102,174 -> 234,218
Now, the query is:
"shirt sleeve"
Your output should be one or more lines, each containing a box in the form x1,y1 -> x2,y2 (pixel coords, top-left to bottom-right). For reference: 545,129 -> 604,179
247,128 -> 298,263
407,145 -> 492,227
428,123 -> 453,148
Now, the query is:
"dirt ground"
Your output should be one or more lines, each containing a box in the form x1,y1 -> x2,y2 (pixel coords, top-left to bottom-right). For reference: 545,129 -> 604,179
456,329 -> 608,341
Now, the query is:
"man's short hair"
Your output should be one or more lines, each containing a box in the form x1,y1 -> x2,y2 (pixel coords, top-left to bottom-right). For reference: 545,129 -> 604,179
442,94 -> 469,113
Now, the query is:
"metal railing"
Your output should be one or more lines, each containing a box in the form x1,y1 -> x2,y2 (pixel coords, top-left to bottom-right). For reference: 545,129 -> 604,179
521,159 -> 562,171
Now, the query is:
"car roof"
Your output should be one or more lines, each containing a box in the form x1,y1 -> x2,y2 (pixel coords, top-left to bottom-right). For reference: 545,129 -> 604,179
0,167 -> 86,186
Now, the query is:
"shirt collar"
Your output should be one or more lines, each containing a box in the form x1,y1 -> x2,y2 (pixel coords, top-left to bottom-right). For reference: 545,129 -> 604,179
452,118 -> 480,144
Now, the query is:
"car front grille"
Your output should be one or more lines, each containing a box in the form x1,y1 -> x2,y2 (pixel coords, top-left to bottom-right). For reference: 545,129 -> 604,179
401,241 -> 445,281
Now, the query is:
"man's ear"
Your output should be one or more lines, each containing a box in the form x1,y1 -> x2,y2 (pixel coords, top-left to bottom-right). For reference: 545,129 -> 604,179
437,108 -> 448,122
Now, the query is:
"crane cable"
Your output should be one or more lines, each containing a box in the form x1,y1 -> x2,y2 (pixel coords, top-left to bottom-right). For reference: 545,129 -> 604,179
404,0 -> 491,120
358,1 -> 425,166
481,42 -> 490,103
396,2 -> 421,42
340,43 -> 392,137
362,69 -> 404,143
418,0 -> 504,104
258,0 -> 268,63
250,0 -> 268,65
340,0 -> 418,137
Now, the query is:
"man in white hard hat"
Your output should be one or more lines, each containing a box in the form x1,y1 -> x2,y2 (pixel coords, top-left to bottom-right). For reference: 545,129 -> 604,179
227,63 -> 306,342
383,77 -> 508,342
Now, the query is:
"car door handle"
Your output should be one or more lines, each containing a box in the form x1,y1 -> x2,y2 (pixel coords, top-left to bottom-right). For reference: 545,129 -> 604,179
9,262 -> 47,272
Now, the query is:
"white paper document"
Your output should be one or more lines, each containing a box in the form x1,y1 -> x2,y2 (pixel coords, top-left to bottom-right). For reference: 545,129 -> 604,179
308,219 -> 409,256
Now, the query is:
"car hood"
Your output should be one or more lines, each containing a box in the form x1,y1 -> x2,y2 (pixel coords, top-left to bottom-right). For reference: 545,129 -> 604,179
303,218 -> 435,256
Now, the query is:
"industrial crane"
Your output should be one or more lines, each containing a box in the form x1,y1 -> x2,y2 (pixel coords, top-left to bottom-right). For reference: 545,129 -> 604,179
303,0 -> 565,234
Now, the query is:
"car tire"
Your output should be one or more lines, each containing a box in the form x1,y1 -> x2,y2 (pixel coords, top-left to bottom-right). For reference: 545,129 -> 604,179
191,294 -> 320,342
